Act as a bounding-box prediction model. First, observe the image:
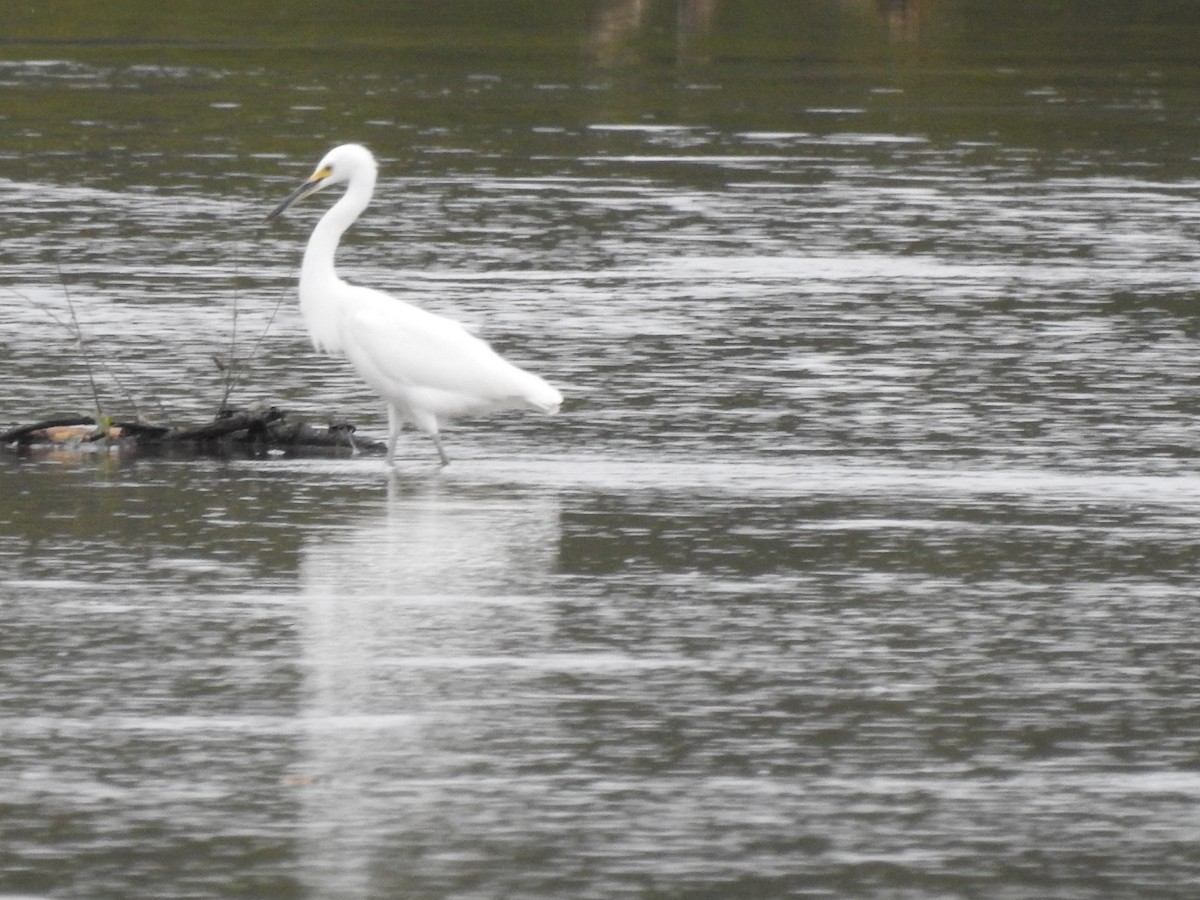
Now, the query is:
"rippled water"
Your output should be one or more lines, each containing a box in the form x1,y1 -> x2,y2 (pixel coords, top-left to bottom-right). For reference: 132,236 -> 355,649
4,5 -> 1200,898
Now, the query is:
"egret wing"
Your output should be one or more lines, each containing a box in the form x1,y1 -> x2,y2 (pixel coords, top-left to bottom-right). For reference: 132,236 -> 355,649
341,291 -> 540,416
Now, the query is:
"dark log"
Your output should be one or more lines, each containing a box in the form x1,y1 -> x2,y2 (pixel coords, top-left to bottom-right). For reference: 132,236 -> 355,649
166,407 -> 285,443
2,408 -> 385,455
1,416 -> 96,444
116,421 -> 174,440
0,417 -> 170,446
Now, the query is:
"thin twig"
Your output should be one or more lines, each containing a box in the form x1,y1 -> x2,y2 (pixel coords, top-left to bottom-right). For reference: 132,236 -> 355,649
55,262 -> 105,428
8,277 -> 141,422
218,218 -> 241,414
4,284 -> 70,330
222,266 -> 295,404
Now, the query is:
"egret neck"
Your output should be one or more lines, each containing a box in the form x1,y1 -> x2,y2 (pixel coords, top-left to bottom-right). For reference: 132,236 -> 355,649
299,152 -> 377,355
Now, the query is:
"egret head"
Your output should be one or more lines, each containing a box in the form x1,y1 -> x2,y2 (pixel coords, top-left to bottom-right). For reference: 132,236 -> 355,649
266,143 -> 376,222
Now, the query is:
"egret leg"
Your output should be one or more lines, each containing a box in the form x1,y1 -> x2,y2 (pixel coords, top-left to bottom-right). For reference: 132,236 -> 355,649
432,434 -> 451,467
385,406 -> 402,465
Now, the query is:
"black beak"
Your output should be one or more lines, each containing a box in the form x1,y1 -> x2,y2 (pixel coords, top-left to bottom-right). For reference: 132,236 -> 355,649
266,176 -> 324,222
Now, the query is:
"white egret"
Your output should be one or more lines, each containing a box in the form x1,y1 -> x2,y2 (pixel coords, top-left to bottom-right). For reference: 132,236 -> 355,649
266,143 -> 562,466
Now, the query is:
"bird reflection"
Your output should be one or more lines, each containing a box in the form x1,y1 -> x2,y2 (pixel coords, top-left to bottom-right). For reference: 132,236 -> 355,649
293,479 -> 561,894
300,479 -> 561,711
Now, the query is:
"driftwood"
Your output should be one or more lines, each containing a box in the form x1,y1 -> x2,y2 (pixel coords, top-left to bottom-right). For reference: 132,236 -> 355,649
0,407 -> 384,456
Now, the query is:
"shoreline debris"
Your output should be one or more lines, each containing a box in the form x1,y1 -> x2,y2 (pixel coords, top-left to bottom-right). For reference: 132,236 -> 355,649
0,407 -> 383,457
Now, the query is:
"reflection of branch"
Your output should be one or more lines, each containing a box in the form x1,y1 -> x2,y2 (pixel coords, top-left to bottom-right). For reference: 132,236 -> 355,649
876,0 -> 925,43
587,0 -> 720,67
589,0 -> 647,67
677,0 -> 717,65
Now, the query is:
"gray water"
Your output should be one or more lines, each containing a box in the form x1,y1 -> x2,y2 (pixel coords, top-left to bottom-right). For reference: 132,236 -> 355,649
4,2 -> 1200,898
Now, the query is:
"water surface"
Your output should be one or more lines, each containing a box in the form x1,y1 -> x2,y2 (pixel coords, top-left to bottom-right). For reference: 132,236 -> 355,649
3,2 -> 1200,898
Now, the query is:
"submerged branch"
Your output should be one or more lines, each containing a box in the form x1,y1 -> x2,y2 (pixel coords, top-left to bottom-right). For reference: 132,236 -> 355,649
1,407 -> 382,457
